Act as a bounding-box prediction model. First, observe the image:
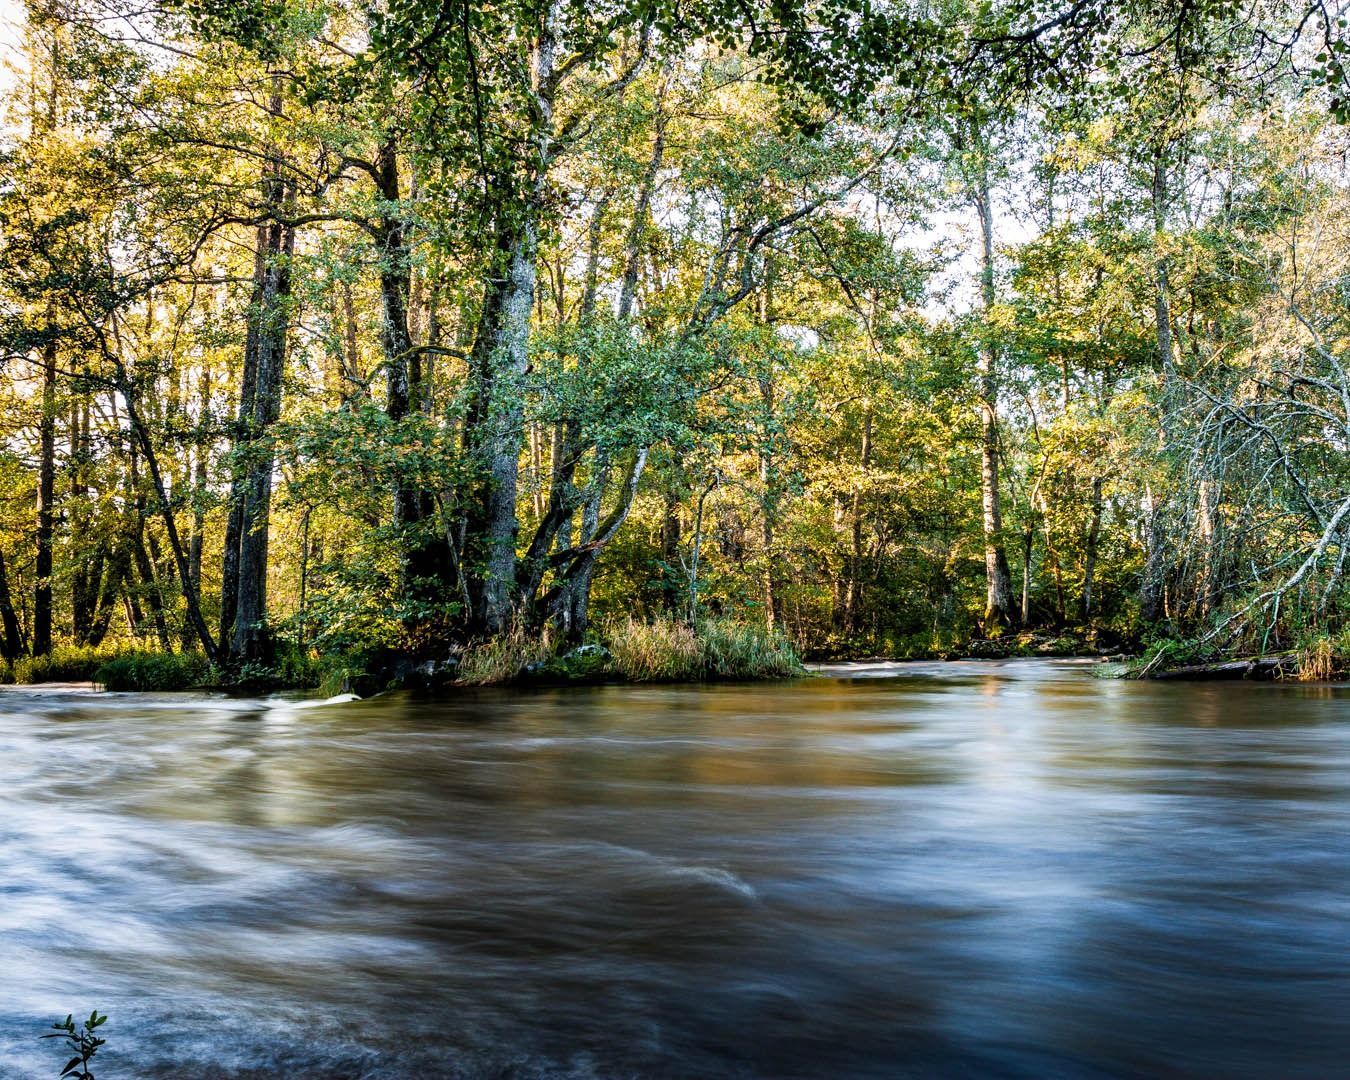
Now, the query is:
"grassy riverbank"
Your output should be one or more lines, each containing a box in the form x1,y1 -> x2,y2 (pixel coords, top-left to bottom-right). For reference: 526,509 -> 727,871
9,623 -> 1341,692
0,616 -> 804,694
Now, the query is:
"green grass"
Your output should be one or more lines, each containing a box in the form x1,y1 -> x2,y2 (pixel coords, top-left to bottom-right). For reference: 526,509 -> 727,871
4,645 -> 120,685
0,646 -> 213,690
94,651 -> 211,691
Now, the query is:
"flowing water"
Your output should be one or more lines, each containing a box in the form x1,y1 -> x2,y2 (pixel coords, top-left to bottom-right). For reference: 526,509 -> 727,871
2,660 -> 1349,1079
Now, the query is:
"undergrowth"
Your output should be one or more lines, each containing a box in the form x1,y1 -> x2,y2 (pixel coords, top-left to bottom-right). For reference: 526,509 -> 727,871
1,645 -> 121,685
94,651 -> 211,691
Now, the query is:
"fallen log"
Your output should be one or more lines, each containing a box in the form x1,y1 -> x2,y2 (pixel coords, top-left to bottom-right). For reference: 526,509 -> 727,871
1149,655 -> 1295,681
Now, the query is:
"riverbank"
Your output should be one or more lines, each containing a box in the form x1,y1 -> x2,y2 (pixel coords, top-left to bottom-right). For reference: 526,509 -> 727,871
0,616 -> 805,695
6,623 -> 1345,693
1111,628 -> 1350,682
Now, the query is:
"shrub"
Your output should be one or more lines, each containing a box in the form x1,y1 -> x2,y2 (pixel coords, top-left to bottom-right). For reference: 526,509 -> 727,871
1128,636 -> 1208,678
93,651 -> 210,691
13,646 -> 119,684
272,643 -> 325,689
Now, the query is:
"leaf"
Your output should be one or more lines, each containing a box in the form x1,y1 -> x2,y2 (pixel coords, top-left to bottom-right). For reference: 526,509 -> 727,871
61,1058 -> 83,1076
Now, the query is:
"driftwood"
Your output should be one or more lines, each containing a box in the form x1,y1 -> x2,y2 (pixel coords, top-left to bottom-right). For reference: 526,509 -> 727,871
1149,655 -> 1295,681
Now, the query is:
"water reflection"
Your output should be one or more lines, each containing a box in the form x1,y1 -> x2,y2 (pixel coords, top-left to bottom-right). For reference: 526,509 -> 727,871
1,663 -> 1349,1078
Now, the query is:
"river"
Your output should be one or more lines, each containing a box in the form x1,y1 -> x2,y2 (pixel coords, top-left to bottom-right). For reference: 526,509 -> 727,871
2,659 -> 1348,1078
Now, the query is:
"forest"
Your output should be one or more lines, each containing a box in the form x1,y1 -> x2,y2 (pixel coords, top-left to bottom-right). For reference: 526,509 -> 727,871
1,0 -> 1348,688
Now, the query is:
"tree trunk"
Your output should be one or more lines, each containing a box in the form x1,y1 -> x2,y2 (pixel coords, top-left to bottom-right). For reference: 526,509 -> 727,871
70,395 -> 96,642
129,446 -> 172,651
33,341 -> 57,655
462,218 -> 537,635
459,3 -> 565,637
221,110 -> 296,665
1140,150 -> 1175,626
232,210 -> 292,663
660,488 -> 682,613
85,542 -> 127,649
842,400 -> 873,635
757,269 -> 782,634
550,114 -> 666,635
376,137 -> 448,632
187,366 -> 210,641
974,154 -> 1015,633
1082,476 -> 1103,623
760,434 -> 781,634
544,448 -> 649,634
119,374 -> 219,663
1020,519 -> 1034,627
0,552 -> 24,659
517,197 -> 609,628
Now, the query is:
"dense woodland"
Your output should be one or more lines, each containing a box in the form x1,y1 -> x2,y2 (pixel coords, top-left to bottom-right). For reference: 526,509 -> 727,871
0,0 -> 1348,682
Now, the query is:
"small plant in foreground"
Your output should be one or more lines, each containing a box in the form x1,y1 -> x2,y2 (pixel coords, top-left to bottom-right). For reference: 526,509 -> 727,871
42,1011 -> 107,1079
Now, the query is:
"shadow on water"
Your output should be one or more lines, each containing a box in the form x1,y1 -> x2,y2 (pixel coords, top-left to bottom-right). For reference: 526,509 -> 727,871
2,662 -> 1350,1078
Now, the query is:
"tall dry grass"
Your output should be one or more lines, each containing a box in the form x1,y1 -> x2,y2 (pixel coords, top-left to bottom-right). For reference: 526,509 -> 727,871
1296,629 -> 1350,681
456,625 -> 557,685
606,615 -> 802,682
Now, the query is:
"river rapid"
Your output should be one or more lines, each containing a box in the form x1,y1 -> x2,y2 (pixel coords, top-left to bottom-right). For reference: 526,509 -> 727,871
2,659 -> 1348,1078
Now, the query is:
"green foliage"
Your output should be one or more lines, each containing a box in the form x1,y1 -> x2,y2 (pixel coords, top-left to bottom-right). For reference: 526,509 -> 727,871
41,1011 -> 106,1080
1130,636 -> 1210,677
696,618 -> 804,679
313,647 -> 386,697
225,642 -> 326,691
93,651 -> 210,691
1,0 -> 1346,686
448,618 -> 801,686
11,646 -> 120,684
